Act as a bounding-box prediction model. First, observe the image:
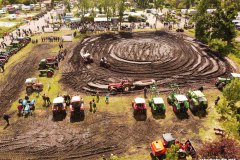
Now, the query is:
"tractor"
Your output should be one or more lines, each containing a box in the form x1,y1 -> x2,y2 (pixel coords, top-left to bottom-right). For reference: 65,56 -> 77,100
148,83 -> 166,115
215,73 -> 240,90
150,133 -> 196,160
132,97 -> 147,116
70,96 -> 84,122
82,53 -> 93,63
38,58 -> 58,70
100,57 -> 110,68
186,90 -> 208,112
108,80 -> 132,94
25,78 -> 43,93
39,68 -> 54,77
52,96 -> 66,119
148,97 -> 166,115
167,84 -> 189,113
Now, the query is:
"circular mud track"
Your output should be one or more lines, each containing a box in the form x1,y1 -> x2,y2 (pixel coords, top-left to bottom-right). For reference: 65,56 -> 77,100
61,31 -> 234,93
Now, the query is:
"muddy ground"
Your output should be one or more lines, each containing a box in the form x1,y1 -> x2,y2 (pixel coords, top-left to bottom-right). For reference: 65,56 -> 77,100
61,31 -> 234,93
0,31 -> 238,159
0,44 -> 54,115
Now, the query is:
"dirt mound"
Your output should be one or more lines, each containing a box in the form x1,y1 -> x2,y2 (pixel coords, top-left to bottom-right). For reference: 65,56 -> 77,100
61,31 -> 234,93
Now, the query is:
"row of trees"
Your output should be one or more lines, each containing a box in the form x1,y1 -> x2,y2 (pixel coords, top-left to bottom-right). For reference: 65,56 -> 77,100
194,0 -> 238,54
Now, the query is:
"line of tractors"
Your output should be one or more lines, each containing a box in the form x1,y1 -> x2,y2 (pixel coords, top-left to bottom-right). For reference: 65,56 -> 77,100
131,83 -> 208,118
51,95 -> 85,122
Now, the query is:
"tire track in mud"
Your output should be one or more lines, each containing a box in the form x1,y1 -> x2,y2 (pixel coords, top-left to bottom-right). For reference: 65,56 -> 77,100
0,111 -> 205,159
0,44 -> 53,115
61,31 -> 234,93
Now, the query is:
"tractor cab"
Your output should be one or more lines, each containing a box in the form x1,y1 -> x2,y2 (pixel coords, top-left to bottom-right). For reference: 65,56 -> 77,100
25,78 -> 43,93
134,98 -> 146,109
70,96 -> 84,122
132,97 -> 147,116
149,97 -> 166,114
52,97 -> 66,117
216,73 -> 240,90
187,90 -> 208,112
150,140 -> 167,157
70,96 -> 84,112
167,94 -> 189,113
83,53 -> 93,63
162,133 -> 176,148
153,97 -> 165,108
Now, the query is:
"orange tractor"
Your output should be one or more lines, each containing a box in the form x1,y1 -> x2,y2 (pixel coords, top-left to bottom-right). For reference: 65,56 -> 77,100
150,133 -> 196,160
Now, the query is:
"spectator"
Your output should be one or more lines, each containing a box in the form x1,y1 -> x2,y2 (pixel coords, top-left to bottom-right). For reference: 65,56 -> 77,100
3,113 -> 10,125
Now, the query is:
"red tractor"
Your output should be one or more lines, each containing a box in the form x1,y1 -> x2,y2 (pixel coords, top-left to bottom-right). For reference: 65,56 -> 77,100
52,96 -> 66,120
150,133 -> 196,160
108,80 -> 132,94
69,96 -> 84,122
132,97 -> 147,116
25,78 -> 43,93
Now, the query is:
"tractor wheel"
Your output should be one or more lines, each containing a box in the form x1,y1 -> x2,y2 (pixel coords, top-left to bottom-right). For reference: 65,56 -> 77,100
190,103 -> 197,113
47,71 -> 53,77
110,88 -> 117,95
173,105 -> 177,113
167,98 -> 172,105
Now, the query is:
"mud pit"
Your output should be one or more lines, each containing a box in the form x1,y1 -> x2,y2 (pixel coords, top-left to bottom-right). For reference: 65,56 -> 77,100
61,31 -> 234,93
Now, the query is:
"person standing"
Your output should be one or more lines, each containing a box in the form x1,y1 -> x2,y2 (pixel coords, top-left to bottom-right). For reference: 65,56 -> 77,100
96,92 -> 99,103
3,113 -> 10,125
215,96 -> 220,106
89,100 -> 93,112
105,93 -> 109,104
92,99 -> 96,113
144,87 -> 147,98
0,61 -> 4,73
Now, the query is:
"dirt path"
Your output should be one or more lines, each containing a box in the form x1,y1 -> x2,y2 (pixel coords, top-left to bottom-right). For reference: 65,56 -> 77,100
61,31 -> 234,93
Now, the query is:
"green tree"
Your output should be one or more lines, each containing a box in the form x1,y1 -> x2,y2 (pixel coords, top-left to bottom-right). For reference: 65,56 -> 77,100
118,0 -> 125,27
154,0 -> 164,29
165,144 -> 180,160
211,5 -> 237,45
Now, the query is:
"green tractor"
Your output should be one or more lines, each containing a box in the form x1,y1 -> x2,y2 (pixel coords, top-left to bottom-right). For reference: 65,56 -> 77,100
186,90 -> 208,112
215,73 -> 240,90
148,97 -> 166,114
167,84 -> 189,113
38,58 -> 58,70
148,83 -> 166,114
39,68 -> 54,77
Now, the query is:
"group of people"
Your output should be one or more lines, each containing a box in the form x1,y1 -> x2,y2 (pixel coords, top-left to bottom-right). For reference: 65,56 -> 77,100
17,95 -> 36,116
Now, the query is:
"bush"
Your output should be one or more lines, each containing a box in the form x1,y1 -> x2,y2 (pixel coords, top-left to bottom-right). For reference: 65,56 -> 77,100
198,138 -> 240,159
208,39 -> 234,55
